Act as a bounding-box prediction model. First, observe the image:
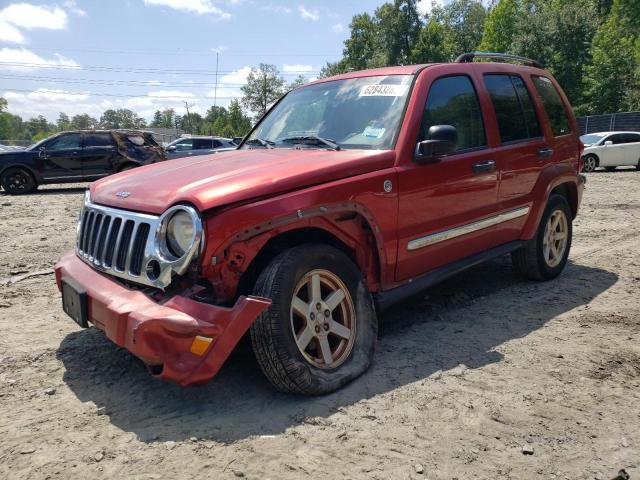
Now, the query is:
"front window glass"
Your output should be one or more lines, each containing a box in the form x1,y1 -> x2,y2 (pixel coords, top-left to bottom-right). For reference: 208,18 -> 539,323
47,133 -> 82,151
174,139 -> 194,151
580,133 -> 606,145
244,75 -> 413,150
420,75 -> 486,151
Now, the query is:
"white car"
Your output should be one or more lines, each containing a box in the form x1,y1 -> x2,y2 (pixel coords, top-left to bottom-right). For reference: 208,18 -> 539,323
580,131 -> 640,172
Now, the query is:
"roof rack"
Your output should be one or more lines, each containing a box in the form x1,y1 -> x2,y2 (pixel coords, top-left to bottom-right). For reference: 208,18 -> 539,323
455,52 -> 543,69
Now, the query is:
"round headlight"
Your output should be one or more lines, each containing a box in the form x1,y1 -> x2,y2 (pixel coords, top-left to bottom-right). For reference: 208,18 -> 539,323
166,210 -> 195,257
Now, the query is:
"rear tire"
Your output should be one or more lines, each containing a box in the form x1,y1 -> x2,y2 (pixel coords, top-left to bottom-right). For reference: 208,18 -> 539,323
1,167 -> 37,194
250,244 -> 377,395
582,154 -> 598,173
512,194 -> 572,281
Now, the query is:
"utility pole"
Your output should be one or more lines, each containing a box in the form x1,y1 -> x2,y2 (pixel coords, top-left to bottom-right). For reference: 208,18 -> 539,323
213,51 -> 219,110
184,101 -> 194,133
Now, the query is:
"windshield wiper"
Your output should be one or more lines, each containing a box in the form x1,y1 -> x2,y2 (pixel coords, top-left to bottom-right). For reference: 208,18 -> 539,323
245,137 -> 275,149
280,135 -> 341,151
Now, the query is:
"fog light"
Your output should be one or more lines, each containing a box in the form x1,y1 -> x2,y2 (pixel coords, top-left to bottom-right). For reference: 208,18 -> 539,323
146,260 -> 161,281
190,336 -> 213,356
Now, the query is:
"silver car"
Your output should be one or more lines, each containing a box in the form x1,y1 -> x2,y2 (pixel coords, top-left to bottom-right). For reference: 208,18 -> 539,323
165,136 -> 236,159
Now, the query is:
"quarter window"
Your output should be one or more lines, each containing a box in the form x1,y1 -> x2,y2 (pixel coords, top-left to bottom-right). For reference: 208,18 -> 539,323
420,75 -> 486,151
484,74 -> 542,143
532,76 -> 571,136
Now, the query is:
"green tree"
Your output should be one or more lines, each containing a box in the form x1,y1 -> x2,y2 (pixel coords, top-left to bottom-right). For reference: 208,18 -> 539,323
478,0 -> 518,53
433,0 -> 487,55
99,109 -> 147,129
343,13 -> 383,69
375,0 -> 422,65
318,60 -> 350,79
288,75 -> 307,90
583,0 -> 640,113
411,17 -> 452,63
227,99 -> 252,136
241,63 -> 287,120
70,114 -> 98,130
56,112 -> 71,131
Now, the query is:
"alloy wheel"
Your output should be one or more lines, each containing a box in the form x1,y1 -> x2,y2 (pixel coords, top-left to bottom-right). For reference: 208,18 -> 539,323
290,269 -> 356,369
543,209 -> 568,268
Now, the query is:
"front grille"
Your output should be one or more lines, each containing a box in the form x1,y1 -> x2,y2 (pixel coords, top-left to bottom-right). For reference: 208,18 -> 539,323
76,204 -> 155,279
74,196 -> 203,289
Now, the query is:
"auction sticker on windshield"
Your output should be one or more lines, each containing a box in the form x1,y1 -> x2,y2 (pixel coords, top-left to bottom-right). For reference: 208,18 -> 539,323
359,84 -> 409,97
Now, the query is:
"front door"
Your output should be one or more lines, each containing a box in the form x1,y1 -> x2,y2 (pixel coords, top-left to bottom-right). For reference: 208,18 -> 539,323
395,74 -> 500,282
40,132 -> 84,181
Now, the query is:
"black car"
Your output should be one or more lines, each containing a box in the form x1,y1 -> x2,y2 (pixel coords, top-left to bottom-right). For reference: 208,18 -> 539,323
0,129 -> 165,194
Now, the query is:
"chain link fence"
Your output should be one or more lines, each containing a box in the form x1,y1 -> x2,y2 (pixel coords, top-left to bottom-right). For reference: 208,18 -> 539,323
577,112 -> 640,135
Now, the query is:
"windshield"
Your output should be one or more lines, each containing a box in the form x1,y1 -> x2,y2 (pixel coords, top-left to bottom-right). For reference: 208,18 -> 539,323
580,133 -> 606,146
243,75 -> 413,151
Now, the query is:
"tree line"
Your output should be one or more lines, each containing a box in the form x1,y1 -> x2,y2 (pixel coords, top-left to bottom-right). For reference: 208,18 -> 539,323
320,0 -> 639,115
0,65 -> 304,143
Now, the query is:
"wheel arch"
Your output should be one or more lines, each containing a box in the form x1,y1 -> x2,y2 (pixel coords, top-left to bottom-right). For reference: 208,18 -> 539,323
550,182 -> 579,219
205,207 -> 385,303
584,152 -> 599,167
0,163 -> 41,184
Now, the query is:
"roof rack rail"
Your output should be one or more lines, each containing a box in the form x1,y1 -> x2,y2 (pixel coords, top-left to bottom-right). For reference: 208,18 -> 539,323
455,52 -> 543,69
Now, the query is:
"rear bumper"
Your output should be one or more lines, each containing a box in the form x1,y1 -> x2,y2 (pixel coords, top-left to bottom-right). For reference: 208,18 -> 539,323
54,251 -> 271,386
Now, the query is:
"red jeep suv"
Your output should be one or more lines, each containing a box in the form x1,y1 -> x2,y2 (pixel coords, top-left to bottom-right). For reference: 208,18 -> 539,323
55,53 -> 585,395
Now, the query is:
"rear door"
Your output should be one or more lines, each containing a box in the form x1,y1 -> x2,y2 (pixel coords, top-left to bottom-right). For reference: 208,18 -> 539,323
80,132 -> 117,178
191,138 -> 215,156
483,73 -> 547,244
40,132 -> 84,180
395,74 -> 500,281
615,133 -> 640,166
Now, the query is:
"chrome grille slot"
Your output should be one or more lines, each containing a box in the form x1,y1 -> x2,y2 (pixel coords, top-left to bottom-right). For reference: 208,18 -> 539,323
75,196 -> 202,289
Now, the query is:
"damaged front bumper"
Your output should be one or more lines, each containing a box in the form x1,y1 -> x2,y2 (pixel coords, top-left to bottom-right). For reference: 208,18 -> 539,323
54,251 -> 271,386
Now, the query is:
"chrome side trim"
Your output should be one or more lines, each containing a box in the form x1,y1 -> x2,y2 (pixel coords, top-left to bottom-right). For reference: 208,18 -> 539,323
407,206 -> 530,251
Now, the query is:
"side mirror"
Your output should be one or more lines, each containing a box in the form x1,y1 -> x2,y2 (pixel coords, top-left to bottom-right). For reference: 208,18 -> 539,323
166,145 -> 177,152
38,146 -> 46,158
604,140 -> 613,146
415,125 -> 457,164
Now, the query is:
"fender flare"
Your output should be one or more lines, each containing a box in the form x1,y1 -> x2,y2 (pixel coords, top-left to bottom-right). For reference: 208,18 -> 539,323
521,164 -> 581,240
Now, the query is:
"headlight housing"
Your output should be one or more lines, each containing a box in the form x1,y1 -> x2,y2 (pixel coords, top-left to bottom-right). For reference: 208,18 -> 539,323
157,205 -> 203,262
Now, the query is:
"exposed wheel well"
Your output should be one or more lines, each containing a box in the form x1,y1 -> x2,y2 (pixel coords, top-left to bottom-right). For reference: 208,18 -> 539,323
550,182 -> 578,218
236,227 -> 373,298
117,162 -> 139,172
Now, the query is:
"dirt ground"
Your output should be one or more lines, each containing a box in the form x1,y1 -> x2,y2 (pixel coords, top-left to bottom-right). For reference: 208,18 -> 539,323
0,169 -> 638,480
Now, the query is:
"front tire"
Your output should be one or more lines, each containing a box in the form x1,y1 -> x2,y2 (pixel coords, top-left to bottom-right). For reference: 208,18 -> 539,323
582,154 -> 598,173
250,244 -> 377,395
1,167 -> 37,194
512,194 -> 572,281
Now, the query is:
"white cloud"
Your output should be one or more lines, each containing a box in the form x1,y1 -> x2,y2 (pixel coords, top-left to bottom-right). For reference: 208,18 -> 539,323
0,3 -> 68,30
63,0 -> 87,17
259,4 -> 292,15
282,64 -> 314,73
0,47 -> 79,71
143,0 -> 231,19
0,18 -> 26,43
146,90 -> 196,99
331,23 -> 344,33
416,0 -> 442,16
298,5 -> 318,21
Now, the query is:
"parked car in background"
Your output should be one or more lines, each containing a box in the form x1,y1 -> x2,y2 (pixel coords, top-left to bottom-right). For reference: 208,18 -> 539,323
580,131 -> 640,172
55,53 -> 584,395
0,130 -> 165,194
164,135 -> 236,159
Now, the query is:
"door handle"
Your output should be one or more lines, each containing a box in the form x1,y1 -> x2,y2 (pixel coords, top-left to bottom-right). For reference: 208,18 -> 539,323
472,160 -> 496,173
538,147 -> 554,158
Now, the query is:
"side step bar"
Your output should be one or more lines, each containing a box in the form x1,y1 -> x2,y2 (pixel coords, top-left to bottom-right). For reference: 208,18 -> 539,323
373,240 -> 525,312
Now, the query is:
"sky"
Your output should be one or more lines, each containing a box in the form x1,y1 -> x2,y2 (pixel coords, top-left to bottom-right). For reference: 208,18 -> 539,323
0,0 -> 438,123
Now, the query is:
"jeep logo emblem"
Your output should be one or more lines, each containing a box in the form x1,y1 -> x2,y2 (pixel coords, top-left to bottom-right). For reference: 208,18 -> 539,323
116,191 -> 130,198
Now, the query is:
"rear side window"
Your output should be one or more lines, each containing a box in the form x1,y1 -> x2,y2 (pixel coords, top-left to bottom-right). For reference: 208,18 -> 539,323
484,74 -> 542,143
84,133 -> 114,148
192,139 -> 213,149
420,75 -> 486,151
532,76 -> 571,136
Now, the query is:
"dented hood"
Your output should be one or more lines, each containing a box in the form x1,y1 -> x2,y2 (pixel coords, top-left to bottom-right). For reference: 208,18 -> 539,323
90,148 -> 395,214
